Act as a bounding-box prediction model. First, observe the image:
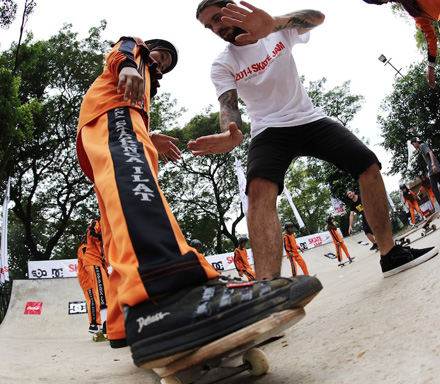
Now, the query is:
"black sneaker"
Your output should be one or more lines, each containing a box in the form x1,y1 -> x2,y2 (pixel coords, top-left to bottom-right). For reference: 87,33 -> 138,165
380,245 -> 438,278
370,243 -> 378,251
88,324 -> 100,334
102,321 -> 107,336
109,338 -> 128,349
124,275 -> 322,368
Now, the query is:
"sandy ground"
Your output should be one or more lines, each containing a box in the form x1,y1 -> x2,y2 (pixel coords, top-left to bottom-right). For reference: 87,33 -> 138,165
1,222 -> 439,384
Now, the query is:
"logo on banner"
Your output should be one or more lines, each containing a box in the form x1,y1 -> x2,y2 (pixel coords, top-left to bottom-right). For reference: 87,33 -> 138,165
24,302 -> 43,315
211,261 -> 224,271
31,269 -> 47,279
69,301 -> 88,315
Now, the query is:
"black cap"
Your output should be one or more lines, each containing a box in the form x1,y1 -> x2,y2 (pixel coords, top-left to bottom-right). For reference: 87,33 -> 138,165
362,0 -> 386,5
144,39 -> 178,74
410,137 -> 422,144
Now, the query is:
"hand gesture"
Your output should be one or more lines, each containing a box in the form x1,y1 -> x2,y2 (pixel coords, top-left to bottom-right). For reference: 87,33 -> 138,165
188,122 -> 243,156
117,67 -> 144,106
221,1 -> 274,43
150,133 -> 181,163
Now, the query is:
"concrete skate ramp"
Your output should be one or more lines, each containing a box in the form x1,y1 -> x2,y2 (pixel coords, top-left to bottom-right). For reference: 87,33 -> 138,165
0,277 -> 88,339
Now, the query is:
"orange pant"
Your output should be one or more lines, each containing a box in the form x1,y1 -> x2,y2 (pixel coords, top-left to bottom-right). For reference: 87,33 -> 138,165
287,253 -> 309,276
79,107 -> 219,340
82,265 -> 109,325
334,241 -> 351,263
239,268 -> 256,281
407,201 -> 425,224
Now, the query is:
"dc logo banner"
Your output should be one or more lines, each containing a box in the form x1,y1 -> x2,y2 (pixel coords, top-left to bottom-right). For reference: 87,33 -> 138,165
69,301 -> 87,315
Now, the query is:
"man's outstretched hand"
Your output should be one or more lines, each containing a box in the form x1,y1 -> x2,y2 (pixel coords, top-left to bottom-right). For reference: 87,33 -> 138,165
188,122 -> 243,156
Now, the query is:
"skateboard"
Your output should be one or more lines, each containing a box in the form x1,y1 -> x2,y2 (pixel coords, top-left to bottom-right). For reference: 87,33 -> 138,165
147,307 -> 306,384
92,330 -> 107,342
338,257 -> 355,268
394,212 -> 439,246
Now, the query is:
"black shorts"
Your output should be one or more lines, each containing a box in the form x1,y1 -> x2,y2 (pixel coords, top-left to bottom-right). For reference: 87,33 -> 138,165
246,117 -> 380,194
362,217 -> 373,235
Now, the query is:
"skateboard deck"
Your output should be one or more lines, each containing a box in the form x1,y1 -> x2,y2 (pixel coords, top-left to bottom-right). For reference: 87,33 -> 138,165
338,257 -> 355,268
394,212 -> 439,246
92,331 -> 107,342
149,307 -> 306,384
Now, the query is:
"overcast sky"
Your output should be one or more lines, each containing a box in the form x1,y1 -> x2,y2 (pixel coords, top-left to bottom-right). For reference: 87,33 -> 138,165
1,0 -> 425,193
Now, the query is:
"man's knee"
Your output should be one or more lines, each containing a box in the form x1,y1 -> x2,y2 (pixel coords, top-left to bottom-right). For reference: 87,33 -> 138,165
247,178 -> 278,204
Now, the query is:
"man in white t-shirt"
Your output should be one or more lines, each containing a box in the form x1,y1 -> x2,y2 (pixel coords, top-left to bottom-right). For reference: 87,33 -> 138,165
191,0 -> 438,278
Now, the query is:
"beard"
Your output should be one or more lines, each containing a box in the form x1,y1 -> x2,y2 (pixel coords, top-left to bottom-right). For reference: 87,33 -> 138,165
219,25 -> 248,43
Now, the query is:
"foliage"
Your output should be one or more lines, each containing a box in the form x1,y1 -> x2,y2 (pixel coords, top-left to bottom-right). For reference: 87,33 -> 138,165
1,21 -> 110,269
157,107 -> 250,255
378,62 -> 440,181
0,0 -> 17,30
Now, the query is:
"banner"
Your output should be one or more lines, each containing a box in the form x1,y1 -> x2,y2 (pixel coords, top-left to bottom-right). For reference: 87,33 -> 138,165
28,259 -> 79,279
330,196 -> 345,215
283,186 -> 305,228
1,177 -> 11,283
234,157 -> 248,217
204,229 -> 341,271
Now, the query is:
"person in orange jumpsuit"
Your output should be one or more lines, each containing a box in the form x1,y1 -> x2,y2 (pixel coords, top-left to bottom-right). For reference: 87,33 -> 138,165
326,216 -> 354,266
233,236 -> 256,280
76,35 -> 321,365
80,217 -> 110,334
77,236 -> 101,333
362,0 -> 439,88
417,173 -> 436,210
400,184 -> 426,225
283,222 -> 309,276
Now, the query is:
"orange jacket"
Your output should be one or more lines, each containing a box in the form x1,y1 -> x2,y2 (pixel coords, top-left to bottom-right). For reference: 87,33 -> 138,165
77,242 -> 94,290
328,225 -> 343,244
77,36 -> 162,182
82,219 -> 106,268
283,233 -> 302,257
233,248 -> 253,272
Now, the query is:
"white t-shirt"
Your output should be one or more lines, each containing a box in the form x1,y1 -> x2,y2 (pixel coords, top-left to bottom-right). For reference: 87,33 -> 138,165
211,29 -> 326,138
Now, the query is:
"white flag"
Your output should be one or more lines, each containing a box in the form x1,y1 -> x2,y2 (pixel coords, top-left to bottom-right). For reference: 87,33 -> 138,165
1,177 -> 11,283
234,158 -> 248,217
283,186 -> 305,228
330,196 -> 346,215
386,190 -> 396,212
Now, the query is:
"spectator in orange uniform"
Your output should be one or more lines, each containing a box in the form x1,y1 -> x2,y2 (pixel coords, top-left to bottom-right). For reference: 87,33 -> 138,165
77,236 -> 99,333
417,173 -> 436,210
283,222 -> 309,276
81,217 -> 109,334
233,236 -> 256,281
400,184 -> 426,226
326,216 -> 354,267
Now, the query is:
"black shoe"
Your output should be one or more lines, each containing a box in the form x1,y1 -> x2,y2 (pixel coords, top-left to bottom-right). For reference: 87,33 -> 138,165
381,245 -> 438,278
109,338 -> 128,349
369,243 -> 378,251
102,321 -> 107,336
124,275 -> 322,368
88,324 -> 100,334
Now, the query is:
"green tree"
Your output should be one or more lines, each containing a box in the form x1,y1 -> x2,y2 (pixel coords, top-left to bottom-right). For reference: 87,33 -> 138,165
1,22 -> 110,273
378,62 -> 440,181
0,0 -> 18,30
159,107 -> 250,255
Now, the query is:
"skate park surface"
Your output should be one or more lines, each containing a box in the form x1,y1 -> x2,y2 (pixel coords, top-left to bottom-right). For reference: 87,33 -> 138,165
1,223 -> 440,384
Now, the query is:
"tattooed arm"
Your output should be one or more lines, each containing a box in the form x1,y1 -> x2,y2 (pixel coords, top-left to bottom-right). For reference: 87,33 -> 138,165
187,89 -> 243,156
221,1 -> 325,42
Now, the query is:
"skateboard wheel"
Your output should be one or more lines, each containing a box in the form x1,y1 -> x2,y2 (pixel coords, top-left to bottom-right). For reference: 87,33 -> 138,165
421,231 -> 426,237
160,377 -> 181,384
432,224 -> 436,231
243,348 -> 269,376
405,238 -> 411,244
